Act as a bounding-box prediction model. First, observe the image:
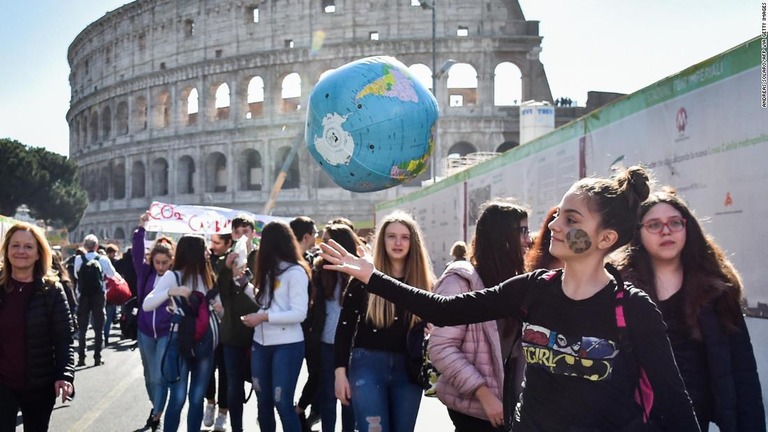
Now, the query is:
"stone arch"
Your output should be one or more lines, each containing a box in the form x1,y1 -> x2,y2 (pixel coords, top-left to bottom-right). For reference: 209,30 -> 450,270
214,83 -> 230,120
447,63 -> 478,107
182,87 -> 199,126
494,62 -> 522,106
80,114 -> 88,147
280,72 -> 302,112
245,76 -> 264,118
205,152 -> 227,193
154,89 -> 172,128
116,101 -> 129,135
131,160 -> 146,198
274,146 -> 299,189
113,162 -> 126,199
408,63 -> 433,91
85,168 -> 97,201
238,148 -> 262,191
151,157 -> 169,196
113,227 -> 126,240
496,141 -> 518,153
447,141 -> 477,157
134,95 -> 148,131
101,105 -> 112,139
90,110 -> 100,144
176,155 -> 195,194
99,166 -> 110,200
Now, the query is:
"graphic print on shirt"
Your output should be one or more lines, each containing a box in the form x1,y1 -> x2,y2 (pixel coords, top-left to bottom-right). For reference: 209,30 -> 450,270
521,322 -> 619,381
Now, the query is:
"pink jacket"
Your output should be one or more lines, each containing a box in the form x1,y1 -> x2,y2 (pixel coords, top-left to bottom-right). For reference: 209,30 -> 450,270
428,261 -> 505,420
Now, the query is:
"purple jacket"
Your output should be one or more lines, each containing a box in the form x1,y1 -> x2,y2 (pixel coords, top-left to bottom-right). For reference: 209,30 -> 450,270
133,227 -> 172,338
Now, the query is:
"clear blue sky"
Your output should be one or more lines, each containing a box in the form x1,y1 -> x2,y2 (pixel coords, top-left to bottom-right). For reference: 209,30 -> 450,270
0,0 -> 759,157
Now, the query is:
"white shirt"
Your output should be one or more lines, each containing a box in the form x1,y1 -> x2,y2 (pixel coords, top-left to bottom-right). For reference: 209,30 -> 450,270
248,261 -> 309,346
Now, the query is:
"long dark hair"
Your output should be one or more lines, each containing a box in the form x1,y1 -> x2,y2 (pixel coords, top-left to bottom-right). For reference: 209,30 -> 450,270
314,224 -> 362,302
525,206 -> 560,272
616,190 -> 743,338
471,199 -> 528,287
172,236 -> 214,291
253,221 -> 310,308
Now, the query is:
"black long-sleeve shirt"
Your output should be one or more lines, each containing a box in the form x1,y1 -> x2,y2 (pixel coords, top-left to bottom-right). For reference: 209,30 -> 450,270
364,269 -> 700,431
333,279 -> 411,369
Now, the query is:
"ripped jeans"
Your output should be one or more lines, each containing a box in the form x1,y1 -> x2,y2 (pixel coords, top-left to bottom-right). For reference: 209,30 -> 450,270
348,348 -> 423,432
250,341 -> 304,432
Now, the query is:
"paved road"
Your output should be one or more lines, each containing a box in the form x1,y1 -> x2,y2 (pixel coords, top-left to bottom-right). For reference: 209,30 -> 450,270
19,323 -> 455,431
19,318 -> 768,431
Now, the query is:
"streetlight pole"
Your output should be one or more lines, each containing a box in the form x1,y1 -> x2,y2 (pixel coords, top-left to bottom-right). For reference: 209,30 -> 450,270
421,0 -> 438,182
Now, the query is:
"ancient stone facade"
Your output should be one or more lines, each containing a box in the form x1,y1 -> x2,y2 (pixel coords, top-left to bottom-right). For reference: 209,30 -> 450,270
68,0 -> 576,242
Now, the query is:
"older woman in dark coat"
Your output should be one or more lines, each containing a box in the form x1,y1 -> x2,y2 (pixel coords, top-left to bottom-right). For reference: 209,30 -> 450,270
0,222 -> 75,431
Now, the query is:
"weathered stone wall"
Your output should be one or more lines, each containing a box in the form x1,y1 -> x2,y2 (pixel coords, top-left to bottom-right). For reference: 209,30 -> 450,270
67,0 -> 578,242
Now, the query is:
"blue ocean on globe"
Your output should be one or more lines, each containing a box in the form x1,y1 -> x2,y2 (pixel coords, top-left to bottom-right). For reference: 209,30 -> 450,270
305,56 -> 438,192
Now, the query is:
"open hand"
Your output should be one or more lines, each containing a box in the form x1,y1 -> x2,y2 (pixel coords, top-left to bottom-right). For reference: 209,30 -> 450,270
319,240 -> 375,284
54,380 -> 73,403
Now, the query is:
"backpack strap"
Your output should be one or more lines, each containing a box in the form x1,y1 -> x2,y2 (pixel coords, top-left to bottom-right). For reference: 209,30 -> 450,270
606,263 -> 654,424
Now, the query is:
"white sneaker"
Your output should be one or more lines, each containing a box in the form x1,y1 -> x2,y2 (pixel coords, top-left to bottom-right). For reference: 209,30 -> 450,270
203,404 -> 216,427
213,413 -> 228,431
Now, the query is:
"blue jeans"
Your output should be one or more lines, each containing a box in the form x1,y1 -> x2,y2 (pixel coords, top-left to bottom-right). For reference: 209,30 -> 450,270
138,331 -> 170,417
348,348 -> 422,432
222,344 -> 250,432
104,303 -> 117,342
163,335 -> 215,432
251,341 -> 304,432
320,343 -> 354,432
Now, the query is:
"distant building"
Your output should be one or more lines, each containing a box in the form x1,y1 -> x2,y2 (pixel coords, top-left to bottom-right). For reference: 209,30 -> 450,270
67,0 -> 583,240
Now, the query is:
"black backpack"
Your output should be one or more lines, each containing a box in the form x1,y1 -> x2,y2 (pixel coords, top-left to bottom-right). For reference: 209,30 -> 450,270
78,256 -> 104,296
120,296 -> 139,340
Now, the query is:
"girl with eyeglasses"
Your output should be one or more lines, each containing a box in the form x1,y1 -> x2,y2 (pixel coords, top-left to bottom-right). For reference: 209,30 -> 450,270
319,167 -> 701,431
616,189 -> 765,431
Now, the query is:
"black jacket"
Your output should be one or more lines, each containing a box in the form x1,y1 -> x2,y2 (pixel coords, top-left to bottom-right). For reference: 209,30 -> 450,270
0,278 -> 75,390
699,304 -> 765,431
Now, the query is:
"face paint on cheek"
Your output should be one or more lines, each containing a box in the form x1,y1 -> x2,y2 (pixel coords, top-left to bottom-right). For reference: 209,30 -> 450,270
566,229 -> 592,254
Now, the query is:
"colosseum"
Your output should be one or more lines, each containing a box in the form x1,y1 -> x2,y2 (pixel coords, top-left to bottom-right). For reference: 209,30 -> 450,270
67,0 -> 583,242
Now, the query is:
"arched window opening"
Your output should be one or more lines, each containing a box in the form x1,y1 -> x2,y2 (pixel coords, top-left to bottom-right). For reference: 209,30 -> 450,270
496,141 -> 519,153
214,83 -> 230,120
101,106 -> 112,139
408,63 -> 433,92
239,149 -> 262,191
446,63 -> 478,107
447,141 -> 477,157
90,111 -> 100,144
113,228 -> 125,240
113,163 -> 126,199
155,90 -> 171,128
177,155 -> 196,194
80,115 -> 88,147
151,158 -> 169,196
281,73 -> 302,113
99,167 -> 110,201
116,101 -> 129,136
132,161 -> 146,198
205,152 -> 227,193
274,146 -> 300,189
246,76 -> 264,119
187,88 -> 199,126
494,62 -> 522,106
134,96 -> 148,131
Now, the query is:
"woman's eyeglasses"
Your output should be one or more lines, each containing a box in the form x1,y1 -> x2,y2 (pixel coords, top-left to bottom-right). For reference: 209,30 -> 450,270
640,217 -> 686,234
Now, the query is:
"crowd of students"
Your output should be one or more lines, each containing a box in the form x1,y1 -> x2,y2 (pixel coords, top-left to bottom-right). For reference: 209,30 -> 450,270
0,164 -> 765,431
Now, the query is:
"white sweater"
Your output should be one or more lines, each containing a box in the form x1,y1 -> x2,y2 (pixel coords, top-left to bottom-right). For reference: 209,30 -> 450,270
143,271 -> 208,314
248,261 -> 308,346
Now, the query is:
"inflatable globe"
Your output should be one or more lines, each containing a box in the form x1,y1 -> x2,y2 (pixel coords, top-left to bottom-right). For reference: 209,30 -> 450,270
305,56 -> 438,192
